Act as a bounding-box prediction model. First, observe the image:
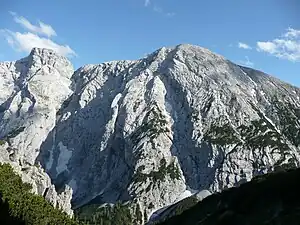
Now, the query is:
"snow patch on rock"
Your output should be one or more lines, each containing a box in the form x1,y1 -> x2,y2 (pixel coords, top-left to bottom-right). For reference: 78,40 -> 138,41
111,93 -> 122,108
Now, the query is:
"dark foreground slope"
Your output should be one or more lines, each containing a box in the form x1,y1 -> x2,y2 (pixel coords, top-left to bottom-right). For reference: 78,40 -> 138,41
0,163 -> 78,225
158,168 -> 300,225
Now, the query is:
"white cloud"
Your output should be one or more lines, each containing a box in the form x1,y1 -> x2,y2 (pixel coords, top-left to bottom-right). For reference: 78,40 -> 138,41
256,27 -> 300,62
238,42 -> 252,50
239,56 -> 254,67
10,11 -> 56,37
152,5 -> 175,17
144,1 -> 175,17
145,0 -> 150,7
283,27 -> 300,39
166,12 -> 176,17
1,12 -> 76,58
1,30 -> 76,57
153,6 -> 163,13
257,41 -> 277,54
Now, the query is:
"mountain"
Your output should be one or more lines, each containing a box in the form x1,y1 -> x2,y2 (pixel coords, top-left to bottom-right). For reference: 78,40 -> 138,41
157,167 -> 300,225
0,44 -> 300,224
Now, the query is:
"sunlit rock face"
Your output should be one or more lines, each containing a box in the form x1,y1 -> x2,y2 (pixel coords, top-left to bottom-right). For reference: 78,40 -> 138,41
0,47 -> 74,216
1,44 -> 300,222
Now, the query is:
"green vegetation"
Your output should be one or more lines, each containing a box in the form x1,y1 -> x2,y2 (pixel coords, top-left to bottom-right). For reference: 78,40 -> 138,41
76,202 -> 136,225
0,149 -> 141,225
159,167 -> 300,225
204,122 -> 240,145
238,118 -> 289,152
204,117 -> 288,151
0,163 -> 78,225
0,139 -> 6,146
172,196 -> 199,218
272,98 -> 300,147
152,196 -> 199,225
203,99 -> 299,160
130,104 -> 181,184
130,103 -> 169,148
133,158 -> 181,184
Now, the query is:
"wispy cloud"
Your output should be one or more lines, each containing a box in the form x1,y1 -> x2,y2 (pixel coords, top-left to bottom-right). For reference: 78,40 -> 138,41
9,11 -> 56,38
283,27 -> 300,39
256,27 -> 300,62
153,5 -> 163,13
144,0 -> 150,7
239,56 -> 254,67
1,12 -> 76,58
166,12 -> 176,17
238,42 -> 252,50
144,0 -> 175,17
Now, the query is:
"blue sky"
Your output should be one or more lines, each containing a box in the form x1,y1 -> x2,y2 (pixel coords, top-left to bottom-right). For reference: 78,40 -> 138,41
0,0 -> 300,86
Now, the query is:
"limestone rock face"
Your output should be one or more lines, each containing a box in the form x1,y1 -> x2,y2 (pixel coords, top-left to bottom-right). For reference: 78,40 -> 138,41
0,48 -> 74,216
1,44 -> 300,223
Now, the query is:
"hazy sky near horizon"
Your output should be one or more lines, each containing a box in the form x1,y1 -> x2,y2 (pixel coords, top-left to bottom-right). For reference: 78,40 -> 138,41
0,0 -> 300,86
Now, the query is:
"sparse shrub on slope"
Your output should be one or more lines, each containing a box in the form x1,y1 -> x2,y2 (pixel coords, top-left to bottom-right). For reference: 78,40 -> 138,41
0,163 -> 79,225
76,202 -> 133,225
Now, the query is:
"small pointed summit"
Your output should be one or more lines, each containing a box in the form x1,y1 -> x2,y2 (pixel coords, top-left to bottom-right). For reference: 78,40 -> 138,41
27,47 -> 74,79
29,47 -> 65,60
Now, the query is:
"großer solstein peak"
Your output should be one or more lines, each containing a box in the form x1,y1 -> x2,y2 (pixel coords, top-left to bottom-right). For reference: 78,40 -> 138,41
0,45 -> 300,224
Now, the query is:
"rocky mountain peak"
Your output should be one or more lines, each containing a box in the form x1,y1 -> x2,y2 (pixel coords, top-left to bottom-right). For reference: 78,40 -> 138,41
28,47 -> 74,79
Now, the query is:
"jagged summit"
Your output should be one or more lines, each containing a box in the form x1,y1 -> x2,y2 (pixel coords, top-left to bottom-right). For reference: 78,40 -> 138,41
1,44 -> 300,224
30,47 -> 57,55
